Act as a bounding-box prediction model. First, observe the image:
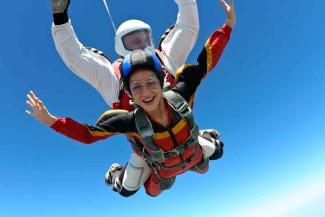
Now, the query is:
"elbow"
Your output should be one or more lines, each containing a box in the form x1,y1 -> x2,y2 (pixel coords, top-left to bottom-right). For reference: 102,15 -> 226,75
84,140 -> 93,145
82,137 -> 98,145
192,22 -> 199,39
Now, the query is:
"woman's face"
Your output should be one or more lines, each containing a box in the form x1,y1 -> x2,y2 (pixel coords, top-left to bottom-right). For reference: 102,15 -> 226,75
129,69 -> 162,112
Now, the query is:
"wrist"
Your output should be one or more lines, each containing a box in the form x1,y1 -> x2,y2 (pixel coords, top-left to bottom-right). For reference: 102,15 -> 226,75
44,115 -> 58,127
53,12 -> 69,25
226,19 -> 235,28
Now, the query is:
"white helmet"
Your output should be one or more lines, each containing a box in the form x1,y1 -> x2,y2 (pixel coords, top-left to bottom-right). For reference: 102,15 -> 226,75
115,19 -> 154,57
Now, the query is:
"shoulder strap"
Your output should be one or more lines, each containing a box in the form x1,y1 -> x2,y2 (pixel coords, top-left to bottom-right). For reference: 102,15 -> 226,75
164,90 -> 192,125
112,58 -> 123,79
155,49 -> 174,91
164,90 -> 199,140
157,24 -> 176,51
134,107 -> 165,162
86,47 -> 111,62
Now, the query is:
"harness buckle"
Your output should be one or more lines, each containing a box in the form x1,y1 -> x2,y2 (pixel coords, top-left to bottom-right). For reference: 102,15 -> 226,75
151,149 -> 165,163
178,102 -> 191,118
190,124 -> 199,140
171,146 -> 184,156
171,148 -> 180,156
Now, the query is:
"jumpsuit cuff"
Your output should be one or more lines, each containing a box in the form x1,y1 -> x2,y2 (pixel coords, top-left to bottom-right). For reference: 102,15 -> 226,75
50,117 -> 65,131
222,24 -> 233,36
53,12 -> 69,25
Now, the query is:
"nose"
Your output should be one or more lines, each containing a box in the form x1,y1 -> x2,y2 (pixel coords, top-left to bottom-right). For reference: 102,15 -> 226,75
140,83 -> 155,97
140,42 -> 149,49
141,84 -> 151,94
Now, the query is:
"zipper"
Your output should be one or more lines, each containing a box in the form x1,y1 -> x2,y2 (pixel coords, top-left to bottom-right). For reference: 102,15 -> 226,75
167,125 -> 186,168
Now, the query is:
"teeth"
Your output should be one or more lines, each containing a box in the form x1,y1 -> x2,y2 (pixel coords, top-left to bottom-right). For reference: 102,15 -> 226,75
143,97 -> 154,102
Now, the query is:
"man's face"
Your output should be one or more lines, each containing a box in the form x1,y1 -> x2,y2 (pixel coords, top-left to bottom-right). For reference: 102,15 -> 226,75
122,30 -> 152,51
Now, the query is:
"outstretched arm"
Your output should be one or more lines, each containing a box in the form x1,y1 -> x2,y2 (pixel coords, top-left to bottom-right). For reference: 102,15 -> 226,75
26,91 -> 118,144
50,0 -> 120,106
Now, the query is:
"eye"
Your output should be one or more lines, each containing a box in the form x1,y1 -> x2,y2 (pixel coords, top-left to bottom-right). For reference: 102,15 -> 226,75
132,85 -> 141,90
130,84 -> 143,94
147,80 -> 159,89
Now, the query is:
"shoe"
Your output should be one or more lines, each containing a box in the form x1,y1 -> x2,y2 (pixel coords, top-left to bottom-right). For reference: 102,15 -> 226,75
199,129 -> 221,141
104,163 -> 122,186
200,129 -> 224,160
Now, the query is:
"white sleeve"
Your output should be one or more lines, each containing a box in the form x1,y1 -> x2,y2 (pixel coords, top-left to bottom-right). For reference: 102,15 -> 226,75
160,0 -> 199,76
51,21 -> 120,107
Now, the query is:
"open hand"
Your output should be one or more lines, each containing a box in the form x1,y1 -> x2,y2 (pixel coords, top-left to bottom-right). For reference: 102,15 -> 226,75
26,91 -> 57,126
220,0 -> 236,28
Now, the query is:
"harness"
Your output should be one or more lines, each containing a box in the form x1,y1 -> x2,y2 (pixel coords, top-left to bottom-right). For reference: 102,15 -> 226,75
131,90 -> 208,190
86,38 -> 208,190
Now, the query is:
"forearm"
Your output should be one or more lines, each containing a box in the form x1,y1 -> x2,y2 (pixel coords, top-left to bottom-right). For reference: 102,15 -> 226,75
202,24 -> 232,73
174,0 -> 199,30
51,117 -> 110,144
175,24 -> 232,101
160,0 -> 199,75
176,24 -> 232,82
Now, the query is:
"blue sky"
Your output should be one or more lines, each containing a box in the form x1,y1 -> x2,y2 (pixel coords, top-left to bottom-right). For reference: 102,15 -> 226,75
1,0 -> 325,216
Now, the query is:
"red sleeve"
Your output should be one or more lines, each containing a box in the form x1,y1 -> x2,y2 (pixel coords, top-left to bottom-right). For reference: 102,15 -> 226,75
50,117 -> 110,144
174,24 -> 232,104
205,24 -> 232,72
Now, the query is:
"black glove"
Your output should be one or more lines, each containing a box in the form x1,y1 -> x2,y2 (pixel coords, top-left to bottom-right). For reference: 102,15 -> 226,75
51,0 -> 70,25
51,0 -> 70,14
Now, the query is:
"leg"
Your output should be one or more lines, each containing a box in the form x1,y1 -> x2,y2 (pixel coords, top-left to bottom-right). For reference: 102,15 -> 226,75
105,153 -> 151,197
143,173 -> 176,197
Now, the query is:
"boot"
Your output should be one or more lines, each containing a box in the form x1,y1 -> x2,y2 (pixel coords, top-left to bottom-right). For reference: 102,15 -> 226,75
199,129 -> 224,160
104,163 -> 123,186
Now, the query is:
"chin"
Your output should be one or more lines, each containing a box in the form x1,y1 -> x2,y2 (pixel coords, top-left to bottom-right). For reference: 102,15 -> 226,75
140,102 -> 159,113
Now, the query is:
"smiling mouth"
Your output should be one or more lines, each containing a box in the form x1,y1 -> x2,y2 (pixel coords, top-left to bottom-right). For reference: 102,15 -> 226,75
142,96 -> 155,104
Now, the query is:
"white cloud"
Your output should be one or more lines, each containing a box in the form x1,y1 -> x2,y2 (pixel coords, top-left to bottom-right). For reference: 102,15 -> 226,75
228,178 -> 325,217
